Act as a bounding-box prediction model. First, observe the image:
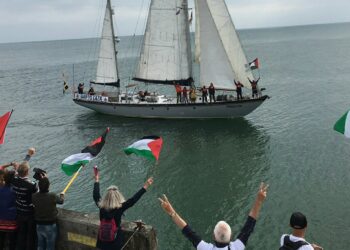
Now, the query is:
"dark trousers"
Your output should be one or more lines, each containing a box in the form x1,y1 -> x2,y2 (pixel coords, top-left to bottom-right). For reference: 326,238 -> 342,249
209,94 -> 215,103
0,231 -> 17,250
16,215 -> 36,250
237,90 -> 243,100
176,93 -> 181,103
202,94 -> 208,103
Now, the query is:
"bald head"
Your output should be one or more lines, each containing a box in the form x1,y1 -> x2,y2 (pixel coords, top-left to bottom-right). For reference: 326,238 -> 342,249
214,221 -> 231,243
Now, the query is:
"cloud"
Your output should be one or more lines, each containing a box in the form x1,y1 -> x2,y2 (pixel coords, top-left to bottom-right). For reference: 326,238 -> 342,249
0,0 -> 350,43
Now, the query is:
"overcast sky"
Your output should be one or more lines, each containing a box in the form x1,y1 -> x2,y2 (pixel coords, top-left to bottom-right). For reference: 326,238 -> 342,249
0,0 -> 349,44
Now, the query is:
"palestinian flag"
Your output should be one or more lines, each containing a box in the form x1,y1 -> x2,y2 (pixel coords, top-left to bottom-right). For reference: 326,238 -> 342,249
249,58 -> 259,70
61,128 -> 109,175
124,136 -> 163,161
334,111 -> 350,138
0,110 -> 13,145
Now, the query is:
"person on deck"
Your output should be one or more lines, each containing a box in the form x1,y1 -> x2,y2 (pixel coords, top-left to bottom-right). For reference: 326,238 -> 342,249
190,87 -> 197,103
234,80 -> 244,100
201,86 -> 208,103
32,177 -> 64,250
78,83 -> 84,94
208,83 -> 216,103
158,182 -> 269,250
248,77 -> 260,99
174,82 -> 182,104
279,212 -> 323,250
88,87 -> 96,95
182,87 -> 190,104
92,167 -> 153,250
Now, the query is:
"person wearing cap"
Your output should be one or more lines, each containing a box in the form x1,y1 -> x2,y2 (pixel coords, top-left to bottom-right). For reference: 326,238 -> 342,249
280,212 -> 323,250
158,182 -> 268,250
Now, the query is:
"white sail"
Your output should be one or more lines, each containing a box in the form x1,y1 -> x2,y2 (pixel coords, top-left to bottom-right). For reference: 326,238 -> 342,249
194,0 -> 200,63
133,0 -> 192,85
94,0 -> 119,86
196,0 -> 254,90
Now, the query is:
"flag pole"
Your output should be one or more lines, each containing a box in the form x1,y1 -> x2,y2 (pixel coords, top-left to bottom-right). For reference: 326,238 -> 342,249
62,165 -> 84,194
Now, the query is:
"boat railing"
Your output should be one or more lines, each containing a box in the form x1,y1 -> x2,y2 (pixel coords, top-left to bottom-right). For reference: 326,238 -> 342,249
74,93 -> 109,103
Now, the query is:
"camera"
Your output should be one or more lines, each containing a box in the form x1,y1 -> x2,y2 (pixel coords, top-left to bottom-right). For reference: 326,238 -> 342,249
33,168 -> 47,181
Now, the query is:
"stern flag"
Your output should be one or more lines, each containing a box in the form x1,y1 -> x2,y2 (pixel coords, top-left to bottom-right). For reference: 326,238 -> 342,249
124,136 -> 163,161
334,111 -> 350,138
61,128 -> 109,176
0,110 -> 13,145
249,58 -> 260,70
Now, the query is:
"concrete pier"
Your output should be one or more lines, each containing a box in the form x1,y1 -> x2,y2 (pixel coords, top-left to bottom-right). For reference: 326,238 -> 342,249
56,208 -> 157,250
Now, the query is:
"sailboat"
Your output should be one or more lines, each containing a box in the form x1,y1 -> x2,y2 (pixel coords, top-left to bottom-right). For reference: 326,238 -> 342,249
73,0 -> 268,119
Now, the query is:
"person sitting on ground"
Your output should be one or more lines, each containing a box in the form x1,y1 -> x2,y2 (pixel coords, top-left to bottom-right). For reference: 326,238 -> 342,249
32,177 -> 64,250
88,87 -> 96,95
158,182 -> 269,250
190,87 -> 197,103
234,80 -> 244,100
0,171 -> 17,250
174,81 -> 182,104
280,212 -> 323,250
11,162 -> 38,250
208,83 -> 216,103
92,166 -> 154,250
201,86 -> 208,103
247,77 -> 260,99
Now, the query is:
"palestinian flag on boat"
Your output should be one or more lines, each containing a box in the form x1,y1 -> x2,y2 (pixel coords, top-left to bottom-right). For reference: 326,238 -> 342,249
61,128 -> 109,176
249,58 -> 259,70
0,110 -> 13,145
334,111 -> 350,138
124,136 -> 163,161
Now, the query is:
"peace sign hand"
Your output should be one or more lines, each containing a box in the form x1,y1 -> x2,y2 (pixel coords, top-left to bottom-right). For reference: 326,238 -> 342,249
158,194 -> 176,216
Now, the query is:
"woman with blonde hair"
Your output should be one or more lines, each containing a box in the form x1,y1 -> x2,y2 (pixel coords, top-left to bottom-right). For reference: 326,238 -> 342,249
92,166 -> 153,250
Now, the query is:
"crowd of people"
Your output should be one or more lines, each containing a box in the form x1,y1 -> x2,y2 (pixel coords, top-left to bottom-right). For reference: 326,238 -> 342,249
174,78 -> 261,104
0,148 -> 323,250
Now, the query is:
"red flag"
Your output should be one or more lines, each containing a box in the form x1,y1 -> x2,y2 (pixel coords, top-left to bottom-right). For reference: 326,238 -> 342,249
0,111 -> 13,145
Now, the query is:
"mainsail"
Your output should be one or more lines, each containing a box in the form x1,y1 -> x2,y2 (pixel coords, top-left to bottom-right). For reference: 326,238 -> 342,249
196,0 -> 254,90
92,0 -> 120,87
133,0 -> 193,85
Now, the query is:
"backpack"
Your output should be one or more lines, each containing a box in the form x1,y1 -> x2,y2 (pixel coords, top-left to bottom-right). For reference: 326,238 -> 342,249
98,217 -> 118,242
279,235 -> 308,250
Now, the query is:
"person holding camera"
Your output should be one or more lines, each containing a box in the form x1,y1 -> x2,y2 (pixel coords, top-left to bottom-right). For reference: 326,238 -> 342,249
32,177 -> 64,250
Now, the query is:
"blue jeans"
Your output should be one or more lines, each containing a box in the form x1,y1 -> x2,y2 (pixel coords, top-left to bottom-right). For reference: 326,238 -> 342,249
36,224 -> 57,250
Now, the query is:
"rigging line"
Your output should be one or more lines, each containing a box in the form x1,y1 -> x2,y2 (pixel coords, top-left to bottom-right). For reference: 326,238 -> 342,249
83,0 -> 105,84
124,0 -> 147,79
135,0 -> 150,72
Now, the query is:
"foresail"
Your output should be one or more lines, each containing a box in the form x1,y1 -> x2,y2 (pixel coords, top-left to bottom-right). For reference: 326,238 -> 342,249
133,0 -> 192,85
94,0 -> 119,86
197,0 -> 254,90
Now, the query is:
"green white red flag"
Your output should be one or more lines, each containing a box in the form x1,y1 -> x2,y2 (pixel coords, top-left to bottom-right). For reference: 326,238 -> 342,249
334,110 -> 350,138
0,110 -> 13,145
124,136 -> 163,161
61,128 -> 109,176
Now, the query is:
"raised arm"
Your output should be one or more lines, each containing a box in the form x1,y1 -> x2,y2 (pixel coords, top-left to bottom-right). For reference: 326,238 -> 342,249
247,77 -> 253,84
24,147 -> 36,161
121,177 -> 153,212
93,167 -> 101,207
159,194 -> 202,248
249,182 -> 268,219
256,77 -> 260,84
237,182 -> 268,246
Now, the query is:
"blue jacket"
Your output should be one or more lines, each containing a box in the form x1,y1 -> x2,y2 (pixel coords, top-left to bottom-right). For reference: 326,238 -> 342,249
0,186 -> 16,220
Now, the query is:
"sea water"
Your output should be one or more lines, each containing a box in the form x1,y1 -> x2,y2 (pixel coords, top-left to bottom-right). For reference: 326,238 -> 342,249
1,23 -> 350,249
